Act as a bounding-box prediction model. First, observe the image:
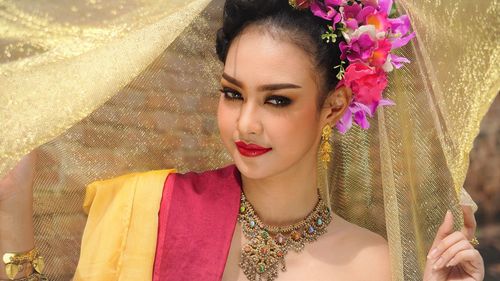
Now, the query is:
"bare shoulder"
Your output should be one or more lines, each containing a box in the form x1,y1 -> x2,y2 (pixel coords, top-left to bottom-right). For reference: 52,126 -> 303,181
317,214 -> 391,280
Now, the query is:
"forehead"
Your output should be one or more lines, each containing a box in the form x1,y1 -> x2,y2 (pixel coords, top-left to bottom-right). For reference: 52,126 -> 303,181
224,27 -> 317,87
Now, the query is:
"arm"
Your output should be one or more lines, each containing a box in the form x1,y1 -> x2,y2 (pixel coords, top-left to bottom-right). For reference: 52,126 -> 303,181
0,152 -> 36,279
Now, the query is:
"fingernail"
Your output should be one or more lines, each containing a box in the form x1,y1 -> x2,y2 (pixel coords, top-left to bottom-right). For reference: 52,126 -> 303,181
427,248 -> 437,259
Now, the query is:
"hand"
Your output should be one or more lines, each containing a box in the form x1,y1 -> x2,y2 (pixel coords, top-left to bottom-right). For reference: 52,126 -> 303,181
423,211 -> 484,281
0,151 -> 36,202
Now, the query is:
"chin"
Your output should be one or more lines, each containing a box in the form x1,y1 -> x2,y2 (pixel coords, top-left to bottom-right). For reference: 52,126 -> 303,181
231,153 -> 275,180
233,154 -> 297,181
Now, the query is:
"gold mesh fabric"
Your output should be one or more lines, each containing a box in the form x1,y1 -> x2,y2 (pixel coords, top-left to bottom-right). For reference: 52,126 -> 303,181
0,0 -> 498,280
0,0 -> 213,178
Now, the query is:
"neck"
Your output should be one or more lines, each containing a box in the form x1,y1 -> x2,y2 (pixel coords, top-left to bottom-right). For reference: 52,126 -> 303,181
240,153 -> 319,227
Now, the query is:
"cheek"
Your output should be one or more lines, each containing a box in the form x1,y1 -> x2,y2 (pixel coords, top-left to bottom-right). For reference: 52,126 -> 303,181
268,107 -> 320,150
217,98 -> 236,144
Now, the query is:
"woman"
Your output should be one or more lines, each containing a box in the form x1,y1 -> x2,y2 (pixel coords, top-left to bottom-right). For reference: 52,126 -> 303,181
0,0 -> 488,280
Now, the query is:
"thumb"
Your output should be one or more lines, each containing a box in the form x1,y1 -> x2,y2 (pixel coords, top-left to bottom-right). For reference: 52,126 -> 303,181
431,210 -> 454,247
461,205 -> 476,240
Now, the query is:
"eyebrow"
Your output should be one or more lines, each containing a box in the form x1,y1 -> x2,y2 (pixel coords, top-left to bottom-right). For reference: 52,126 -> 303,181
222,72 -> 302,92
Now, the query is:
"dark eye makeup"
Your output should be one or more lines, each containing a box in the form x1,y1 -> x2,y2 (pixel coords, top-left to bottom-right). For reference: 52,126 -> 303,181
265,95 -> 292,107
219,87 -> 293,108
219,87 -> 243,100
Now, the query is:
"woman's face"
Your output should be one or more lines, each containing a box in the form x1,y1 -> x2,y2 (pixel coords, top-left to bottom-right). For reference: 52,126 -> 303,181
217,26 -> 327,180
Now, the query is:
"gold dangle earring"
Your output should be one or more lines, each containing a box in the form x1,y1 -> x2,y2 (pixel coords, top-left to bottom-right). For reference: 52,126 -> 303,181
318,124 -> 333,210
320,124 -> 333,168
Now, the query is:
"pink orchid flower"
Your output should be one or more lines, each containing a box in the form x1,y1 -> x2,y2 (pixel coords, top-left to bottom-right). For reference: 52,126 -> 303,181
340,30 -> 391,67
369,38 -> 391,67
365,11 -> 390,32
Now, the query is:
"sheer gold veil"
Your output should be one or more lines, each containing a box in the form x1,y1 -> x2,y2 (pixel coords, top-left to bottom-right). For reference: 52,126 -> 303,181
0,0 -> 498,280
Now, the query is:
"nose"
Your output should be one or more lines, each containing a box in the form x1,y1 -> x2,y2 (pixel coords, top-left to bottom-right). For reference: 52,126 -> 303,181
237,100 -> 263,136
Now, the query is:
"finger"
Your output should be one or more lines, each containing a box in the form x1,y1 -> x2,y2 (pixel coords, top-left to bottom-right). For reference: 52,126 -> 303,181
427,231 -> 466,260
430,211 -> 454,251
446,248 -> 482,267
461,205 -> 476,240
433,239 -> 472,269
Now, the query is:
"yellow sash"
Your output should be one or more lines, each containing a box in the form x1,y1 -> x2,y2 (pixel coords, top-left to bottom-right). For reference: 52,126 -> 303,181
73,169 -> 175,281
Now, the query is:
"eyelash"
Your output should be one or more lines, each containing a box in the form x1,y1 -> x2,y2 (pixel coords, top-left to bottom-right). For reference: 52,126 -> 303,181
219,87 -> 292,107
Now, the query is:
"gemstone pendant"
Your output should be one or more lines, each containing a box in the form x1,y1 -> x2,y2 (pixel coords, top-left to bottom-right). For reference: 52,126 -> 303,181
240,237 -> 283,281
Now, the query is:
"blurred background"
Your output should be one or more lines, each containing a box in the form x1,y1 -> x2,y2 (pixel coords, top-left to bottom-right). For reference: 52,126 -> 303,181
464,94 -> 500,280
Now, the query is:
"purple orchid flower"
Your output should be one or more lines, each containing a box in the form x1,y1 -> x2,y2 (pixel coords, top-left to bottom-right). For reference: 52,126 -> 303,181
336,102 -> 372,133
378,0 -> 393,14
342,4 -> 377,30
390,31 -> 415,49
336,106 -> 354,134
369,98 -> 395,113
389,15 -> 411,35
388,14 -> 415,49
342,4 -> 362,30
310,0 -> 343,27
336,99 -> 395,134
353,102 -> 372,129
390,54 -> 410,68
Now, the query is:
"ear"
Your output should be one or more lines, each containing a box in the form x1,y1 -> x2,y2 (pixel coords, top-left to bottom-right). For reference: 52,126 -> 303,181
320,86 -> 352,127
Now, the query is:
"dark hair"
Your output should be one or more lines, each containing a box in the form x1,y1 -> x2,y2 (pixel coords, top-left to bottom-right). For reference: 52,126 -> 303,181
215,0 -> 344,104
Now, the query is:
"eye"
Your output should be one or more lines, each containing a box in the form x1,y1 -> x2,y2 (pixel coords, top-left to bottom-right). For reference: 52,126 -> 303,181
266,95 -> 292,107
220,87 -> 243,101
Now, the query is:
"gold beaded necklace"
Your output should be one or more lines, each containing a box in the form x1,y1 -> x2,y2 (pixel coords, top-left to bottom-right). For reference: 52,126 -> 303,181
238,191 -> 332,281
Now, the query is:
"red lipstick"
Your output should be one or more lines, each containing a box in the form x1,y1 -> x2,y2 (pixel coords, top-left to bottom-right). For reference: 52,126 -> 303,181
235,141 -> 272,157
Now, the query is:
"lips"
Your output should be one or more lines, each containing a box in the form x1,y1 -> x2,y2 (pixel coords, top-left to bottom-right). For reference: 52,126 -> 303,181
235,141 -> 272,157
